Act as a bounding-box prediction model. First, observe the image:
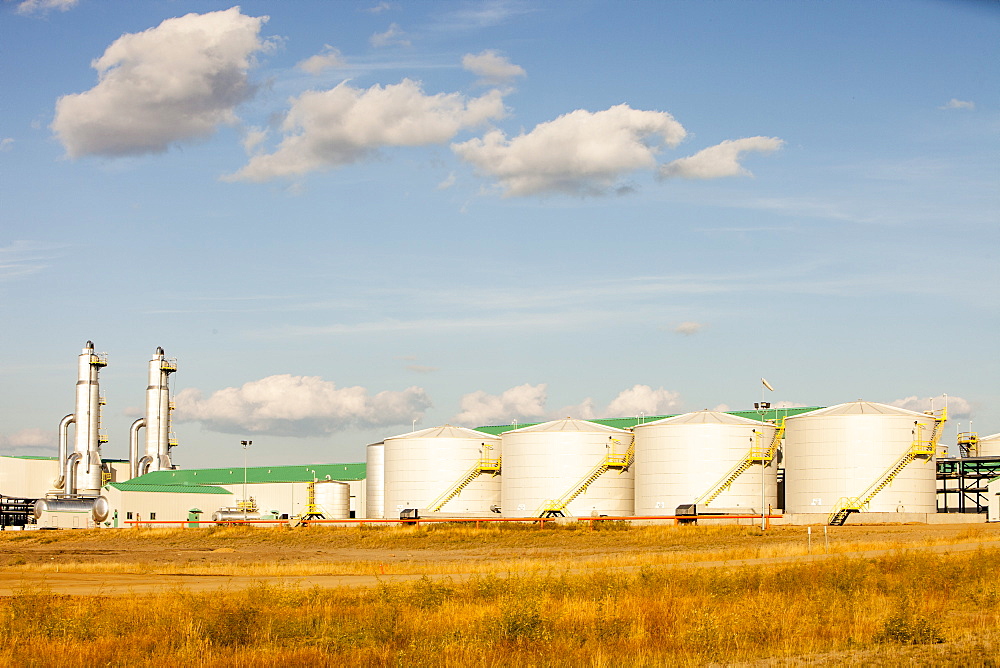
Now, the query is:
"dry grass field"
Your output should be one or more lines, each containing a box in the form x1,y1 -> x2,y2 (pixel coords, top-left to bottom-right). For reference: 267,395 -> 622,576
0,522 -> 997,666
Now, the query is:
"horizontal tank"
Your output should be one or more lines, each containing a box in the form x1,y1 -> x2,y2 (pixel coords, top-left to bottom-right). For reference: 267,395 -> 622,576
212,509 -> 261,522
34,496 -> 109,523
314,480 -> 350,519
383,425 -> 501,516
366,442 -> 385,519
634,410 -> 778,515
501,418 -> 633,518
784,400 -> 939,515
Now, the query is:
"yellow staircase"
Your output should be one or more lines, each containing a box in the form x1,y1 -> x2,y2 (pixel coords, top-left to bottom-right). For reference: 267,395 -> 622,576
426,444 -> 501,512
829,409 -> 947,526
537,438 -> 633,517
957,432 -> 979,457
694,419 -> 785,507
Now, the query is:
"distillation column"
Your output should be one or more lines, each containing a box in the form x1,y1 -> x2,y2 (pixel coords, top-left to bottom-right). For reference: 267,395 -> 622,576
130,347 -> 177,478
53,341 -> 108,496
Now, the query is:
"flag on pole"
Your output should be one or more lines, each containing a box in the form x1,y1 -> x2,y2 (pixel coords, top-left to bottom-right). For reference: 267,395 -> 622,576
761,378 -> 774,392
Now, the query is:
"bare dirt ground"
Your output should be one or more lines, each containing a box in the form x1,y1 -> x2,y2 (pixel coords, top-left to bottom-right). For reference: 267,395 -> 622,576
0,522 -> 997,596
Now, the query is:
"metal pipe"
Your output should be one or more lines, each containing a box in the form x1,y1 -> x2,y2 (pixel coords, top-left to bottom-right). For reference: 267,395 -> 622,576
129,418 -> 145,479
53,414 -> 75,489
137,455 -> 153,477
64,452 -> 82,496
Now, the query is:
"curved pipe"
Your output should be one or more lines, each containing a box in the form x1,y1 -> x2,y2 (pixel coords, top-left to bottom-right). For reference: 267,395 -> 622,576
129,418 -> 146,479
53,414 -> 75,489
137,455 -> 153,477
64,452 -> 82,497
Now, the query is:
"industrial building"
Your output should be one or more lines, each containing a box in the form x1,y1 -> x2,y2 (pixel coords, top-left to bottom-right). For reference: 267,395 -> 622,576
2,342 -> 998,528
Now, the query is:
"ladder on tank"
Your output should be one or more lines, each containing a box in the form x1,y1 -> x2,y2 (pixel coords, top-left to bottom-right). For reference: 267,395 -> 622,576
693,419 -> 786,508
425,444 -> 501,512
537,438 -> 633,517
828,408 -> 947,526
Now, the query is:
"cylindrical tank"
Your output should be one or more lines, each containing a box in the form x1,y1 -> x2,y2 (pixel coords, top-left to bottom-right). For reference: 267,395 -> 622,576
783,400 -> 939,514
366,442 -> 385,519
212,509 -> 261,522
33,496 -> 109,523
383,425 -> 501,515
314,480 -> 350,519
501,418 -> 633,518
978,433 -> 1000,458
634,410 -> 778,515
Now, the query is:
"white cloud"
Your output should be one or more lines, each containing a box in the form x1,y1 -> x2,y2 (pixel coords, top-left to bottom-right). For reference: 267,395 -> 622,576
174,374 -> 431,436
940,98 -> 975,111
0,428 -> 55,451
660,136 -> 783,180
16,0 -> 77,15
405,365 -> 438,374
367,2 -> 392,14
890,394 -> 971,417
452,104 -> 687,196
605,385 -> 682,417
0,138 -> 13,152
52,7 -> 272,158
462,50 -> 525,85
371,22 -> 410,47
297,45 -> 345,75
453,383 -> 548,426
437,172 -> 457,190
241,127 -> 268,154
674,321 -> 704,335
228,79 -> 506,181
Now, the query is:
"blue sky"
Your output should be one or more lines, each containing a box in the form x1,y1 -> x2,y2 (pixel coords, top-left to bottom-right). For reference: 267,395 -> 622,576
1,0 -> 997,468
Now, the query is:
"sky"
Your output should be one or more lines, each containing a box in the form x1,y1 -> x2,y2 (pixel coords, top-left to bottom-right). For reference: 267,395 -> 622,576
1,0 -> 997,469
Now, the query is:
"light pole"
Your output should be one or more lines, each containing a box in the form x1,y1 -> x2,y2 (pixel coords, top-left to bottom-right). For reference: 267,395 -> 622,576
240,440 -> 252,515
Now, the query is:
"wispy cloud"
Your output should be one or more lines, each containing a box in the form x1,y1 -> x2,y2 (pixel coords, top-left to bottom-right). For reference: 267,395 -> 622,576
16,0 -> 77,16
0,241 -> 63,281
940,98 -> 975,111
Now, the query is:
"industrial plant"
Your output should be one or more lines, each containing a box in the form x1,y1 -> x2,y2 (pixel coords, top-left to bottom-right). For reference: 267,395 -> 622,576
1,342 -> 998,529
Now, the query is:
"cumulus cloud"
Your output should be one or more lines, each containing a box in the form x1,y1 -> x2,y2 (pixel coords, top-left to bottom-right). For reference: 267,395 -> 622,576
462,50 -> 525,85
297,45 -> 344,75
605,385 -> 682,417
16,0 -> 77,15
0,428 -> 55,452
674,321 -> 704,336
437,172 -> 457,190
891,394 -> 971,417
371,22 -> 410,47
173,374 -> 431,436
660,136 -> 784,180
51,7 -> 272,158
453,383 -> 548,426
228,79 -> 506,181
940,98 -> 975,111
452,104 -> 687,196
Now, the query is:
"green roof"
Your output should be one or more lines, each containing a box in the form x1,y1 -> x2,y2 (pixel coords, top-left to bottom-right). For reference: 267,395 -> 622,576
475,406 -> 825,435
128,462 -> 366,486
107,482 -> 233,495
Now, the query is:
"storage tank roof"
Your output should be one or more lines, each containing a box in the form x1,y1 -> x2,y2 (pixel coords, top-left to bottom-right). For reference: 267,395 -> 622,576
785,400 -> 930,419
385,424 -> 499,441
981,433 -> 1000,442
637,410 -> 769,427
507,418 -> 630,434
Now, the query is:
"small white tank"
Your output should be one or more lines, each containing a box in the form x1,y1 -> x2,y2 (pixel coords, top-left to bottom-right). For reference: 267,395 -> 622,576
314,480 -> 350,519
365,442 -> 385,519
383,425 -> 501,516
501,418 -> 633,518
784,400 -> 939,514
978,433 -> 1000,458
634,410 -> 778,515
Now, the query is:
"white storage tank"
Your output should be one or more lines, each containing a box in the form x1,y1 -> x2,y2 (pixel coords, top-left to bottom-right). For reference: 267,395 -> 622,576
383,425 -> 501,516
978,433 -> 1000,458
314,480 -> 351,519
784,400 -> 940,515
634,410 -> 778,515
366,442 -> 385,519
501,418 -> 633,518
